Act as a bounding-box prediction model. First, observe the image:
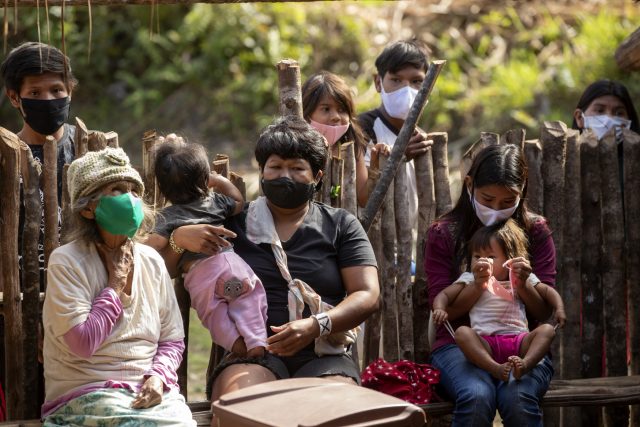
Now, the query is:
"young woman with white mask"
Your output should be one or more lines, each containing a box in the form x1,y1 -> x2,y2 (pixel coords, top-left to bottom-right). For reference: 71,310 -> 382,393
424,143 -> 557,427
572,79 -> 639,140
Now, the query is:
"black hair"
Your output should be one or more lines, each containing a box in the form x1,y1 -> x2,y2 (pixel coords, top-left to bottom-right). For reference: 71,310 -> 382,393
467,219 -> 529,270
374,38 -> 430,79
154,139 -> 210,205
0,42 -> 78,93
255,115 -> 328,177
301,71 -> 367,156
572,79 -> 640,133
441,144 -> 533,272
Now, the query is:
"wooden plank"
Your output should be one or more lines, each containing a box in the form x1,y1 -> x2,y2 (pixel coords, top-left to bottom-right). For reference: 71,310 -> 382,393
0,127 -> 25,420
615,26 -> 640,71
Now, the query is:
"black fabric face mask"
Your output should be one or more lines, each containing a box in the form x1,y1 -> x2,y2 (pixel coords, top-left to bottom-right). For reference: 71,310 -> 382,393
261,177 -> 316,209
20,96 -> 70,136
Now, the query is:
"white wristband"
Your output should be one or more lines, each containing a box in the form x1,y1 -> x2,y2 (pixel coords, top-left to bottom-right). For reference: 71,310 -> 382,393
312,312 -> 332,337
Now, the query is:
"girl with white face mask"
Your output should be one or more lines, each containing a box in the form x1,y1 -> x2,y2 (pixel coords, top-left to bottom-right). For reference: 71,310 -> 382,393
572,79 -> 639,141
424,143 -> 558,427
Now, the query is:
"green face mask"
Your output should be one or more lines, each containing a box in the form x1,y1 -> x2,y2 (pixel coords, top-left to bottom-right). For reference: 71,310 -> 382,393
94,193 -> 144,238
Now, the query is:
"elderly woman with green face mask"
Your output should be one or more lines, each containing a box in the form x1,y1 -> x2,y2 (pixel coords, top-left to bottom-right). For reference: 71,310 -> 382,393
41,147 -> 195,426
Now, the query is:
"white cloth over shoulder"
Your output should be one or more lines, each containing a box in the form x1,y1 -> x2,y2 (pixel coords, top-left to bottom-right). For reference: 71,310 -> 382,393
246,197 -> 358,356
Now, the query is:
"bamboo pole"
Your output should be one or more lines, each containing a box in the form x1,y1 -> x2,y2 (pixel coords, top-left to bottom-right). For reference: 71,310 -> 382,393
0,127 -> 25,420
624,129 -> 640,427
599,132 -> 628,427
43,135 -> 59,272
360,60 -> 446,233
523,140 -> 543,214
431,132 -> 451,217
559,130 -> 582,426
19,142 -> 42,419
413,145 -> 435,363
579,131 -> 604,427
340,141 -> 357,217
276,59 -> 303,118
74,116 -> 89,158
379,156 -> 398,361
394,164 -> 413,361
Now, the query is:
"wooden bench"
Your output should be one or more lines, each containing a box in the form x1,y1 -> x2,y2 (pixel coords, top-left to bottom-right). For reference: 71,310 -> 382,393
6,376 -> 637,426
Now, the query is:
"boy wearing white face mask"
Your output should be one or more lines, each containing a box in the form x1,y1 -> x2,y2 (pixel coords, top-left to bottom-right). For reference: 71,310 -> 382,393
359,38 -> 433,226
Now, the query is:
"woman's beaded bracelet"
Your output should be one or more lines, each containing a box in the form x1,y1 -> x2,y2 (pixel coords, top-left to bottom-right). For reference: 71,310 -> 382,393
169,231 -> 185,255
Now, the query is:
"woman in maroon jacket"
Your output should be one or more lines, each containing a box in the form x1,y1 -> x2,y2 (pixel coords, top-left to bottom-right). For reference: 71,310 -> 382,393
424,143 -> 556,427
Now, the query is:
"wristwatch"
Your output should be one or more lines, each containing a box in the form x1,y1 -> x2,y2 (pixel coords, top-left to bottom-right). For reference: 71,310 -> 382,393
312,312 -> 332,337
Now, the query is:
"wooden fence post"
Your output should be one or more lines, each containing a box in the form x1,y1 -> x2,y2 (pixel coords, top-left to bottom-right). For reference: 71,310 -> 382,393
599,132 -> 629,426
141,130 -> 164,210
19,143 -> 43,419
560,129 -> 582,425
394,165 -> 413,361
364,168 -> 382,368
431,132 -> 452,217
579,130 -> 603,427
0,128 -> 25,420
105,131 -> 119,148
74,117 -> 89,158
623,129 -> 640,426
87,130 -> 108,151
379,156 -> 399,361
43,136 -> 59,273
340,141 -> 357,217
523,140 -> 543,214
276,59 -> 303,118
413,145 -> 436,363
501,128 -> 526,150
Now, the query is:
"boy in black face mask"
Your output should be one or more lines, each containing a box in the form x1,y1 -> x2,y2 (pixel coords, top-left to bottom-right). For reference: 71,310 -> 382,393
1,41 -> 78,200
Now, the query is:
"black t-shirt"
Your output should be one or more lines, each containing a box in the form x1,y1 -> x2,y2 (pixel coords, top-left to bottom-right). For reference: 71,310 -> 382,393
358,107 -> 400,144
154,193 -> 236,269
225,201 -> 377,331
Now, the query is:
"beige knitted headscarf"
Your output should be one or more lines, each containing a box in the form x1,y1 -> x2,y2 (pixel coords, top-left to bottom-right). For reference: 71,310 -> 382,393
67,147 -> 144,208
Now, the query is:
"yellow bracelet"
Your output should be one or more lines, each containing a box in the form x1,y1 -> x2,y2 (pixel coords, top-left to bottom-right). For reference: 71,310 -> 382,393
169,231 -> 185,254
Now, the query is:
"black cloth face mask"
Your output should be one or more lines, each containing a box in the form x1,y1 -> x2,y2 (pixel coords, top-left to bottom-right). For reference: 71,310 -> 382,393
261,177 -> 316,209
20,96 -> 70,136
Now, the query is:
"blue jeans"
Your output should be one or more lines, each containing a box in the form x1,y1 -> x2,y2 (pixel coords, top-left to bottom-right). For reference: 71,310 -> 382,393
430,344 -> 554,427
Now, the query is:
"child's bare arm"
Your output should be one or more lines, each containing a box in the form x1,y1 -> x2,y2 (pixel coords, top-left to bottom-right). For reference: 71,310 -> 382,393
432,283 -> 465,325
209,171 -> 244,215
535,283 -> 566,328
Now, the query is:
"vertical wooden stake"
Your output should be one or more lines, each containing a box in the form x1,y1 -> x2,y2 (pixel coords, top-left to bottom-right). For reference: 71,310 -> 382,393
394,164 -> 413,361
0,127 -> 25,420
74,116 -> 89,158
523,140 -> 543,214
43,135 -> 59,273
431,132 -> 452,217
276,59 -> 303,118
340,141 -> 357,217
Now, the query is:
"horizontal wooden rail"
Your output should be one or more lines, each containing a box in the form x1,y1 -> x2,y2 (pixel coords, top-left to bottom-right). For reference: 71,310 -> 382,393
1,0 -> 329,6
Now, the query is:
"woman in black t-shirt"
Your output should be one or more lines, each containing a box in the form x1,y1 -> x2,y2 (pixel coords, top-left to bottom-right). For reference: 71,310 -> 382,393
169,116 -> 380,419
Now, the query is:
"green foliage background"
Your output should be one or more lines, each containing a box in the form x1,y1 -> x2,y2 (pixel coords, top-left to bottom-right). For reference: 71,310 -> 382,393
1,1 -> 639,167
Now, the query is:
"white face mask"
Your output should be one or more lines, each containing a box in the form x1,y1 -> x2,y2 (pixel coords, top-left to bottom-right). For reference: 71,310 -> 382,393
468,188 -> 520,226
582,113 -> 631,140
380,85 -> 419,120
